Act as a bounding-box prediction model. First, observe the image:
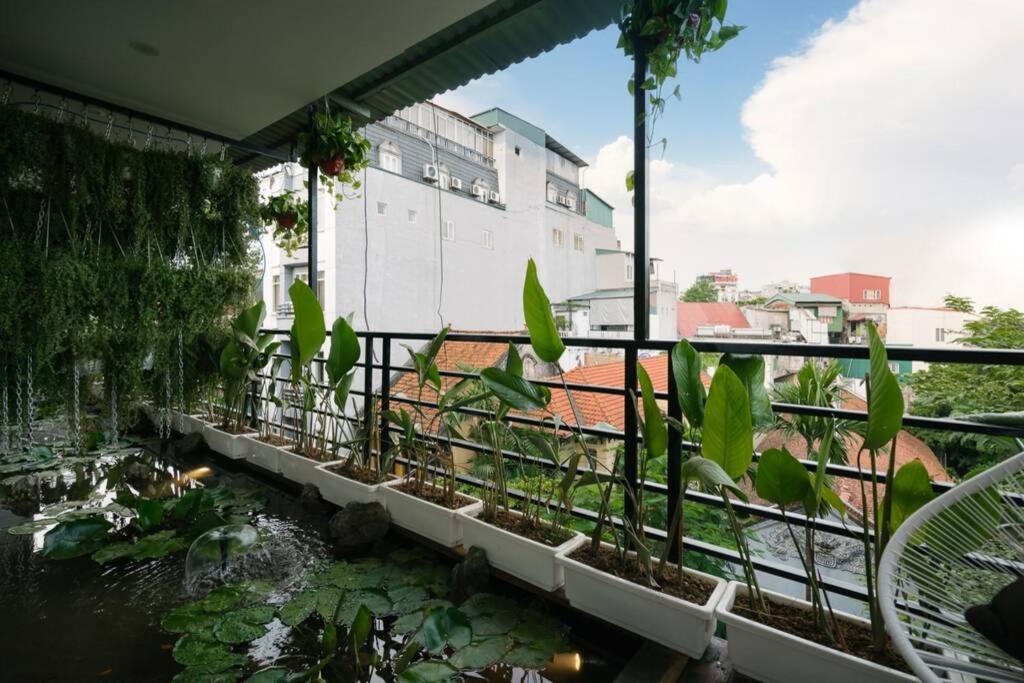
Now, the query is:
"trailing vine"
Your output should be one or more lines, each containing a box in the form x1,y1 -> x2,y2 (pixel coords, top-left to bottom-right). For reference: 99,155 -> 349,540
619,0 -> 743,192
296,110 -> 370,203
0,105 -> 259,440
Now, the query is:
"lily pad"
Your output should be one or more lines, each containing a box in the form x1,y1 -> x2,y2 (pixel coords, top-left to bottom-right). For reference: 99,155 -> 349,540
199,585 -> 248,613
41,517 -> 112,559
213,616 -> 266,645
393,610 -> 425,634
162,604 -> 221,634
172,668 -> 243,683
417,607 -> 471,654
469,610 -> 518,636
389,585 -> 430,614
7,518 -> 58,535
278,590 -> 318,626
129,530 -> 189,560
244,668 -> 290,682
172,634 -> 246,668
335,589 -> 392,625
315,586 -> 343,620
448,637 -> 510,669
397,661 -> 460,683
458,593 -> 517,618
503,643 -> 554,669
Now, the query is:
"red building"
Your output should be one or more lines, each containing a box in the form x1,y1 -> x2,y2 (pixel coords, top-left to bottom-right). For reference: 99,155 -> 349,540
810,272 -> 891,306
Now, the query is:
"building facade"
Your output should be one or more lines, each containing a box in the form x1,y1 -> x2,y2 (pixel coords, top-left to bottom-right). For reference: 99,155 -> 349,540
810,272 -> 891,342
696,268 -> 739,302
886,306 -> 979,372
258,102 -> 619,335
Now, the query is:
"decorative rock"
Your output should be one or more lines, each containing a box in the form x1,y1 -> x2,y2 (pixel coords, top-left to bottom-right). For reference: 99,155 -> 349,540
451,546 -> 490,603
328,502 -> 389,549
124,462 -> 152,488
299,483 -> 327,512
172,432 -> 205,458
10,473 -> 40,501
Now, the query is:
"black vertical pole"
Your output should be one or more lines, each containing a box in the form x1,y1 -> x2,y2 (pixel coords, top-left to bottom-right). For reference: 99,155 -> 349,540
306,105 -> 318,300
624,23 -> 650,533
666,353 -> 682,562
378,336 -> 391,467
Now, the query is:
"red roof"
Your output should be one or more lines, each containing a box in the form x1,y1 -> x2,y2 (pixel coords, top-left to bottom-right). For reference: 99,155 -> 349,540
677,302 -> 750,337
810,272 -> 891,305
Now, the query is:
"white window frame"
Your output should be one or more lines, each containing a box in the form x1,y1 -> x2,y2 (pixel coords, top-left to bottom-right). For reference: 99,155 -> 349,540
573,233 -> 584,252
566,191 -> 577,211
271,274 -> 281,309
408,209 -> 417,223
438,164 -> 450,190
552,228 -> 564,248
625,263 -> 634,282
546,182 -> 558,203
379,141 -> 402,174
482,229 -> 494,250
443,220 -> 455,241
376,201 -> 388,216
316,271 -> 326,303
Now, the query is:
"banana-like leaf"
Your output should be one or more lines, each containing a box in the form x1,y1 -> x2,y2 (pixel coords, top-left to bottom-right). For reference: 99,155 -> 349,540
671,340 -> 705,430
522,259 -> 564,363
288,279 -> 326,381
326,316 -> 360,386
233,301 -> 266,341
479,367 -> 550,411
701,366 -> 753,480
884,459 -> 936,531
333,372 -> 356,412
637,364 -> 667,458
864,323 -> 904,450
505,342 -> 523,377
720,354 -> 774,429
755,448 -> 811,506
680,455 -> 744,498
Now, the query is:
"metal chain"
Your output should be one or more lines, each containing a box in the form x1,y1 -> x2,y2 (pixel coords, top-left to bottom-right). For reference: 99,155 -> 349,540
1,81 -> 11,106
25,354 -> 34,448
177,331 -> 185,431
32,91 -> 40,114
14,367 -> 22,450
127,117 -> 136,147
1,367 -> 8,455
186,134 -> 193,158
200,139 -> 208,156
145,125 -> 154,150
104,112 -> 114,141
56,98 -> 67,123
34,199 -> 46,242
80,103 -> 89,128
219,145 -> 226,162
109,376 -> 118,445
72,353 -> 81,453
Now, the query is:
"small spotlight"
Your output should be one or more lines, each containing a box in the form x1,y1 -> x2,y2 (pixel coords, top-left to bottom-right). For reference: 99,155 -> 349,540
183,466 -> 212,480
129,41 -> 160,57
549,652 -> 582,672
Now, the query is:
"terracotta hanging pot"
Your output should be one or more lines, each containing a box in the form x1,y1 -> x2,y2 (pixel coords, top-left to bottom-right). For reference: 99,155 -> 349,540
318,155 -> 345,177
275,212 -> 298,230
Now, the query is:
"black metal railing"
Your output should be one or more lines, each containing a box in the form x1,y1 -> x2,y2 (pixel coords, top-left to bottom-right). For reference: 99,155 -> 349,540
255,328 -> 1024,601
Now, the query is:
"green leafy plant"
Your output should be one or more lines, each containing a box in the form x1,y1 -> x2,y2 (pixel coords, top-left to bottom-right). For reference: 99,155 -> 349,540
219,301 -> 280,433
259,190 -> 309,256
286,279 -> 327,456
297,111 -> 371,203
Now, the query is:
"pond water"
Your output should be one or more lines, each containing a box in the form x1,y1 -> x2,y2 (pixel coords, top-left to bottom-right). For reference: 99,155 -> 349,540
0,427 -> 629,682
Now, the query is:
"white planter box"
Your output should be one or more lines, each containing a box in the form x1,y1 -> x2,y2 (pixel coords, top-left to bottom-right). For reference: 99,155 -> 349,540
240,435 -> 290,474
716,582 -> 915,683
314,463 -> 383,509
379,479 -> 482,548
557,542 -> 727,659
277,449 -> 336,487
203,424 -> 256,459
459,508 -> 585,591
173,412 -> 208,436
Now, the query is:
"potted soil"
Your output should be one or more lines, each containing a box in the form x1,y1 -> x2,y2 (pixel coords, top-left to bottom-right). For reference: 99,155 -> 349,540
316,461 -> 386,508
379,476 -> 482,548
716,582 -> 915,683
459,506 -> 585,592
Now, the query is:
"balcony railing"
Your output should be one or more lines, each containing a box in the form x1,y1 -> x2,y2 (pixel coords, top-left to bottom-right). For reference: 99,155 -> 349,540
255,328 -> 1024,602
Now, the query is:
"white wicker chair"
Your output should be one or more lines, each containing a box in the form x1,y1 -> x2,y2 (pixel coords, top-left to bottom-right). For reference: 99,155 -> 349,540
879,451 -> 1024,682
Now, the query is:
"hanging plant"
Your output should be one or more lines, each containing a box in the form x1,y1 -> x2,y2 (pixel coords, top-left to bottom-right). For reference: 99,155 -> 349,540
619,0 -> 744,194
297,111 -> 370,203
259,190 -> 309,255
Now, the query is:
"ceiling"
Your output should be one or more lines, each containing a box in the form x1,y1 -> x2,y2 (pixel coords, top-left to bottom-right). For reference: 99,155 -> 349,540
0,1 -> 492,140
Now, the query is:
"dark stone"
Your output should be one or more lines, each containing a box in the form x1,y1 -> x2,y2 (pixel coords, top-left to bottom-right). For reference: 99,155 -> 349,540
451,546 -> 490,603
299,483 -> 326,511
172,432 -> 204,458
124,461 -> 151,488
328,502 -> 389,549
10,473 -> 40,501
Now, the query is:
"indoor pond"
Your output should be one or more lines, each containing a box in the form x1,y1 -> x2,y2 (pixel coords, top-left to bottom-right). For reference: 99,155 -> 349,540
0,422 -> 628,682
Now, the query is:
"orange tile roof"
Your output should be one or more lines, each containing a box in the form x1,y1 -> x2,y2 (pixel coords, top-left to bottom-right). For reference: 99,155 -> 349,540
677,302 -> 750,337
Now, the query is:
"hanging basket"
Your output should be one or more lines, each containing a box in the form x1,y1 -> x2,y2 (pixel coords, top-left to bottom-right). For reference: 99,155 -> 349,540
317,155 -> 346,178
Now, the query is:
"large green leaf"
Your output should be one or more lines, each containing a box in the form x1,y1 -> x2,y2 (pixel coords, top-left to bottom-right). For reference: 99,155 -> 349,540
755,448 -> 811,506
720,354 -> 774,428
136,498 -> 165,531
479,367 -> 550,411
449,637 -> 510,669
864,323 -> 904,449
288,279 -> 326,378
637,364 -> 667,458
522,258 -> 564,363
671,340 -> 705,430
418,607 -> 471,654
398,662 -> 459,683
680,456 -> 745,497
233,301 -> 266,342
700,367 -> 753,480
326,316 -> 360,386
886,460 -> 936,530
505,342 -> 523,377
41,517 -> 112,559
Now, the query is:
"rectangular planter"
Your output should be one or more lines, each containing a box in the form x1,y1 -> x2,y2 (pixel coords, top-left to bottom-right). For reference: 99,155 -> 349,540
557,542 -> 727,659
278,449 -> 338,487
715,582 -> 914,683
380,478 -> 482,548
240,435 -> 291,474
203,424 -> 257,459
314,463 -> 384,509
172,412 -> 208,436
459,508 -> 585,591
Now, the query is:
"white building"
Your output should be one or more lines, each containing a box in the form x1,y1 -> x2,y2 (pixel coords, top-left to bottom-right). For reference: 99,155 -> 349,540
886,307 -> 979,372
258,102 -> 619,335
697,268 -> 739,302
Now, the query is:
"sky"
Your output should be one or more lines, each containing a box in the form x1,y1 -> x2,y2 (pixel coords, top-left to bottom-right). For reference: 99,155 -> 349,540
436,0 -> 1024,309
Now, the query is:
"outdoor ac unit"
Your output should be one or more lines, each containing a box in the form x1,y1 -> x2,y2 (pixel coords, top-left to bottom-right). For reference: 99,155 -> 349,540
471,185 -> 486,198
488,190 -> 501,204
450,177 -> 463,191
423,164 -> 439,182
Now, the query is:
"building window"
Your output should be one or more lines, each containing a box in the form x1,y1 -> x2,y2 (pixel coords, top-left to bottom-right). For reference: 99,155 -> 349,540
514,146 -> 521,156
573,233 -> 584,251
271,274 -> 281,310
438,163 -> 450,190
482,230 -> 494,250
376,201 -> 388,216
935,327 -> 946,342
625,263 -> 634,281
546,182 -> 558,203
293,267 -> 308,286
566,191 -> 577,211
443,220 -> 455,241
552,228 -> 564,248
317,271 -> 325,302
863,288 -> 882,300
379,141 -> 401,174
408,209 -> 417,223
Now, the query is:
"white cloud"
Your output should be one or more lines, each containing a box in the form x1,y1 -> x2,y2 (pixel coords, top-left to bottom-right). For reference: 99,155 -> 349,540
587,0 -> 1024,308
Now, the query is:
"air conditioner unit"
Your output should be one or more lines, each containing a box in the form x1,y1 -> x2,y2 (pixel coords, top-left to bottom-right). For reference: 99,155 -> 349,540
450,177 -> 463,191
422,164 -> 439,182
488,190 -> 501,204
471,184 -> 486,198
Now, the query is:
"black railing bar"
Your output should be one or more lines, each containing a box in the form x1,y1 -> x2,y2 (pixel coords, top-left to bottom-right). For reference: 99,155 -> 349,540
383,364 -> 627,398
268,352 -> 369,371
260,329 -> 1024,366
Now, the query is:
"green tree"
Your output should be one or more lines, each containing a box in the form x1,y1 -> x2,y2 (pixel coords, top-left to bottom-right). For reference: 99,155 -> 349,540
681,279 -> 718,303
943,293 -> 975,313
911,306 -> 1024,475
